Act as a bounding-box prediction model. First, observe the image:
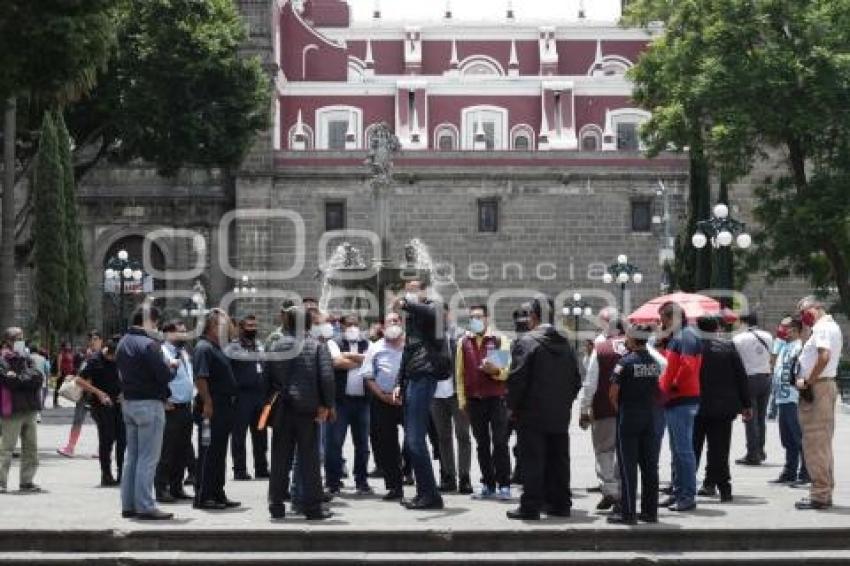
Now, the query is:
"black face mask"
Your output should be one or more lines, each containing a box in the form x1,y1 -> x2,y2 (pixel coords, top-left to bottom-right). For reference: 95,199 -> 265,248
242,330 -> 258,341
514,318 -> 530,334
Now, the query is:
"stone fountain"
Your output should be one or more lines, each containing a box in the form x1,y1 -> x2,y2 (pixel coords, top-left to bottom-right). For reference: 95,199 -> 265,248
317,123 -> 431,320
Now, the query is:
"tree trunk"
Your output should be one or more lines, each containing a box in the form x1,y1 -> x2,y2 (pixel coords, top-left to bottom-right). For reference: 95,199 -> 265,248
0,97 -> 17,329
712,175 -> 733,307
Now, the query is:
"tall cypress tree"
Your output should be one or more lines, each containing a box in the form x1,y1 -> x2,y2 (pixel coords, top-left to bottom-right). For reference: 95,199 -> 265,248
32,111 -> 68,346
55,111 -> 88,335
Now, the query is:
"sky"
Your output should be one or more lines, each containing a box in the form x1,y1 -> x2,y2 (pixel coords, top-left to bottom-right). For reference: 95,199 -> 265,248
346,0 -> 622,23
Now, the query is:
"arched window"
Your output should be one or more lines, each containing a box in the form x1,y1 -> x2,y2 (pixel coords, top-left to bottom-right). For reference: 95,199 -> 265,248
433,123 -> 459,151
588,55 -> 633,77
364,123 -> 383,149
459,55 -> 505,78
315,106 -> 363,150
288,123 -> 314,150
510,124 -> 535,151
604,108 -> 651,152
461,106 -> 508,150
348,57 -> 366,83
579,125 -> 603,152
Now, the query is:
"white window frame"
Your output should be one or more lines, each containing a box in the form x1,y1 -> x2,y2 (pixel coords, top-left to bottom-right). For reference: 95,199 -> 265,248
316,106 -> 363,150
587,55 -> 633,77
608,108 -> 651,151
459,55 -> 506,78
510,124 -> 535,151
461,105 -> 508,151
433,123 -> 459,151
287,123 -> 315,150
348,56 -> 366,83
578,124 -> 603,152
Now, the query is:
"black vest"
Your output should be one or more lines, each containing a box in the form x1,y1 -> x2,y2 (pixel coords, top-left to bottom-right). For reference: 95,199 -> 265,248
332,338 -> 370,400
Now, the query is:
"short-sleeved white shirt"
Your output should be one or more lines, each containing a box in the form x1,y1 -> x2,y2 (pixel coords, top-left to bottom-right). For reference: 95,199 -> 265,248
327,340 -> 366,396
732,328 -> 774,376
799,315 -> 843,380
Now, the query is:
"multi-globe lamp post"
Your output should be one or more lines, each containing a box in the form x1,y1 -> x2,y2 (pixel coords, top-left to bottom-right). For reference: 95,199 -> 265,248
691,203 -> 752,300
603,255 -> 643,314
104,249 -> 144,333
563,292 -> 593,352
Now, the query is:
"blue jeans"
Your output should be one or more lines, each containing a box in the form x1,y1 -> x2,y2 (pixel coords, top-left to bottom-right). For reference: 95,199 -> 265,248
665,402 -> 699,507
325,395 -> 371,488
404,376 -> 439,500
121,400 -> 165,513
778,403 -> 808,481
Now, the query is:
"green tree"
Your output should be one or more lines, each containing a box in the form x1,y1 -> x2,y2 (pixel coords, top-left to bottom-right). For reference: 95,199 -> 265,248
55,113 -> 89,335
0,0 -> 118,329
32,112 -> 68,346
625,0 -> 850,312
68,0 -> 270,176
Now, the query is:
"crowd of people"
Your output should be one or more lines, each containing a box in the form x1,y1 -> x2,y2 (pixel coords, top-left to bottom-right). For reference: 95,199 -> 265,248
0,284 -> 843,525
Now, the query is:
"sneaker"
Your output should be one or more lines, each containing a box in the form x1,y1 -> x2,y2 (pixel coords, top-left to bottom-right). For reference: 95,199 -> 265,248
472,486 -> 497,500
497,486 -> 512,501
697,485 -> 717,497
795,498 -> 831,510
19,483 -> 44,493
355,484 -> 374,496
607,514 -> 638,525
735,456 -> 761,466
596,495 -> 617,511
769,475 -> 796,484
56,448 -> 74,458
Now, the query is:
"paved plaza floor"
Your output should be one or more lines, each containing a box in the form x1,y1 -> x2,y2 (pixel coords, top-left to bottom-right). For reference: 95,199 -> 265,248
2,402 -> 850,533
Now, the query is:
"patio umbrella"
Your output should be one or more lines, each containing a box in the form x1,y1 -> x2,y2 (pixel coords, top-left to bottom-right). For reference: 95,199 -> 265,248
627,292 -> 722,324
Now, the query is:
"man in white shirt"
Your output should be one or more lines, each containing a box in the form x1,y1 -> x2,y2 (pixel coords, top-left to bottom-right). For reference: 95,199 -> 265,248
325,314 -> 372,495
794,296 -> 843,510
732,314 -> 774,465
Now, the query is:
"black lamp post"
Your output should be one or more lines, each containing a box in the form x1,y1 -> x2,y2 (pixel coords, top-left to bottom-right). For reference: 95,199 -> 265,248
104,249 -> 144,333
563,292 -> 593,352
603,255 -> 643,314
691,203 -> 752,306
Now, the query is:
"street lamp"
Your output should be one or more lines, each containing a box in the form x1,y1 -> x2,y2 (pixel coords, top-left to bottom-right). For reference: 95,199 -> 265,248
604,254 -> 642,314
691,203 -> 751,301
104,249 -> 145,333
180,291 -> 207,319
233,275 -> 258,295
563,292 -> 593,352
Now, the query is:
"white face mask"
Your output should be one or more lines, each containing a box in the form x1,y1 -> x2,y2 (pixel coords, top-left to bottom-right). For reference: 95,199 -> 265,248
405,292 -> 420,305
310,326 -> 323,339
469,318 -> 485,335
344,326 -> 361,342
320,323 -> 335,339
12,341 -> 26,355
384,324 -> 403,340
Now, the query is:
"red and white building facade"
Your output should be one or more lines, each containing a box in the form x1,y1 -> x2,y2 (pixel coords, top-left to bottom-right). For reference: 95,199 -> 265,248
275,0 -> 656,155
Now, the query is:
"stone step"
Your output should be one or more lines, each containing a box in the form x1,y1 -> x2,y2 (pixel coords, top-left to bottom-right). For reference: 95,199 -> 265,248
3,528 -> 850,554
1,550 -> 849,565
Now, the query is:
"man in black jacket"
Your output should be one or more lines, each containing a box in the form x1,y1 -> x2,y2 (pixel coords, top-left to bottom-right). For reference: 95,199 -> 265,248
694,316 -> 752,502
506,297 -> 582,520
392,279 -> 450,511
227,315 -> 269,481
116,307 -> 174,520
267,306 -> 335,520
0,327 -> 44,494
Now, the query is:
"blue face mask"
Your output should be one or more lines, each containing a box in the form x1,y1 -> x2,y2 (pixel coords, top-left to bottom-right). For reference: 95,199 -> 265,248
469,318 -> 485,335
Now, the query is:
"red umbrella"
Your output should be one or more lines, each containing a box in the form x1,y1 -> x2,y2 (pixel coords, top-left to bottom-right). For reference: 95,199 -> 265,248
627,292 -> 722,324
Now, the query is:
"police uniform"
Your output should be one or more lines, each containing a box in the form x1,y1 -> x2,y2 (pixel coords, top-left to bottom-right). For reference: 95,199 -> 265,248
611,348 -> 662,521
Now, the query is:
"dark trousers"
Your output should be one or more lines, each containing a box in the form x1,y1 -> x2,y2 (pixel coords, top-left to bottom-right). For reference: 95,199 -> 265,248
231,389 -> 268,475
325,395 -> 371,488
404,376 -> 439,500
617,410 -> 659,519
694,414 -> 733,489
745,374 -> 772,459
517,426 -> 571,513
195,395 -> 236,503
91,403 -> 126,479
778,403 -> 809,481
467,396 -> 511,489
155,404 -> 193,495
269,411 -> 323,514
371,398 -> 404,491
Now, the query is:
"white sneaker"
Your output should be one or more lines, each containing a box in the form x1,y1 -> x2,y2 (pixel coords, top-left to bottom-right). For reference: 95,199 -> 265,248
472,486 -> 497,500
497,486 -> 512,501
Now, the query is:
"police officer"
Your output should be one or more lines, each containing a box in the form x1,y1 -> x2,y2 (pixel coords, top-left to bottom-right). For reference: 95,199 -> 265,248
226,315 -> 269,481
193,309 -> 241,510
607,324 -> 661,525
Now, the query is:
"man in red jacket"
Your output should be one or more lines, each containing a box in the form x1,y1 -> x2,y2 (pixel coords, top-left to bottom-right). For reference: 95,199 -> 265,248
658,302 -> 703,512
